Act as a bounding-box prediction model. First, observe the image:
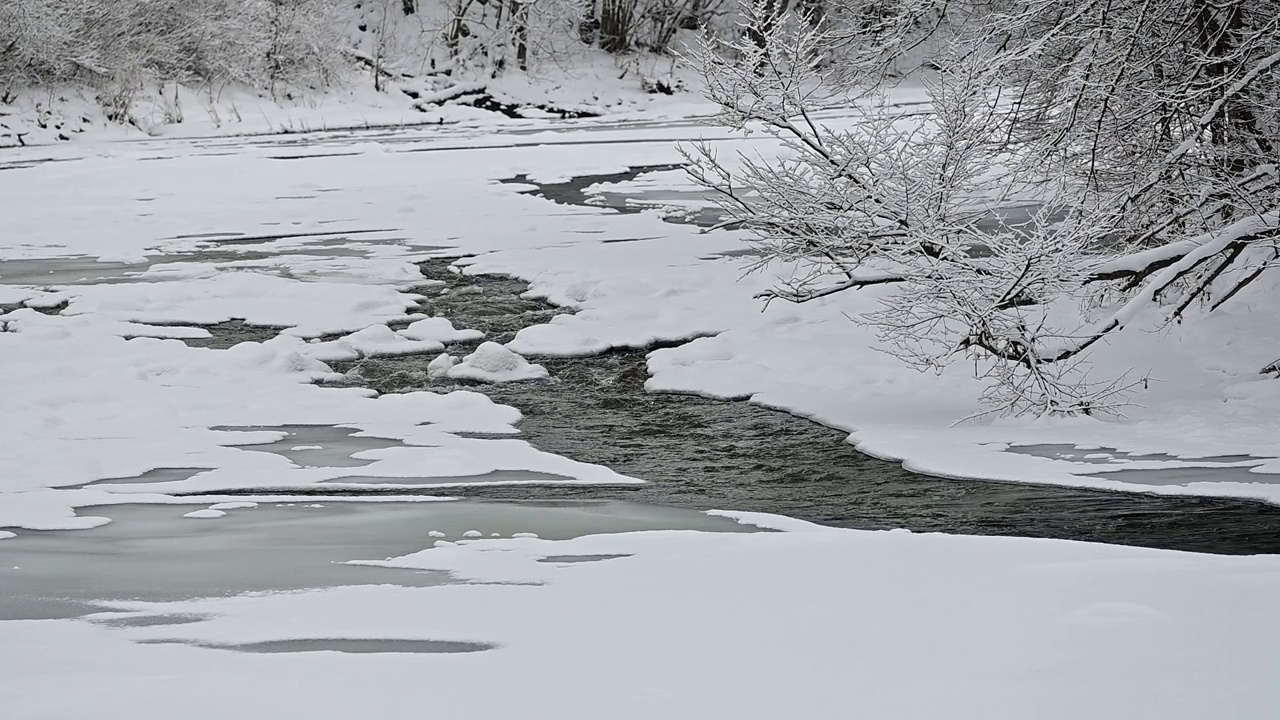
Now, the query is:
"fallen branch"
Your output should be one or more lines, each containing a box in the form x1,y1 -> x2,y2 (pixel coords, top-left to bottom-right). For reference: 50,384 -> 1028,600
410,81 -> 488,111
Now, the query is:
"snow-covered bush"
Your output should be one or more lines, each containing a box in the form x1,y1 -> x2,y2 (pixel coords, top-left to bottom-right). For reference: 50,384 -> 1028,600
346,0 -> 598,81
687,0 -> 1280,417
0,0 -> 340,118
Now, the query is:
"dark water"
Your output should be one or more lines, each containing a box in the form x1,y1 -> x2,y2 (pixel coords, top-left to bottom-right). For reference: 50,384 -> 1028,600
322,259 -> 1280,556
500,163 -> 728,228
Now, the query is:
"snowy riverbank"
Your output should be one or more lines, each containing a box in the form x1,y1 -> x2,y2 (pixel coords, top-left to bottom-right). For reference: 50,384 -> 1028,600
2,107 -> 1279,536
3,98 -> 1279,720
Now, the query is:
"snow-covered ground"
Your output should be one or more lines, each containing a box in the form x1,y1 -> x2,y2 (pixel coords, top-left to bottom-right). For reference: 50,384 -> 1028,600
4,512 -> 1279,719
0,54 -> 714,149
2,97 -> 1279,716
2,96 -> 1279,516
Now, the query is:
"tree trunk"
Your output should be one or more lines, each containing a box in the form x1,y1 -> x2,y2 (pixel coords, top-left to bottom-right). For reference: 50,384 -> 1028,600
579,0 -> 601,45
599,0 -> 633,54
513,0 -> 529,70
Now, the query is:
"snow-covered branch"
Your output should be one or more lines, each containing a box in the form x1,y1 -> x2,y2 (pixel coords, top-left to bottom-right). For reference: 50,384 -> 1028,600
688,0 -> 1280,416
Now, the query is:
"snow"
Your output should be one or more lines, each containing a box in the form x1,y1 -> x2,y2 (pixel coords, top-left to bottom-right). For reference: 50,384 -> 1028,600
48,273 -> 425,338
304,323 -> 442,360
1,103 -> 1278,532
0,303 -> 635,530
1,50 -> 716,151
426,352 -> 458,378
399,317 -> 485,344
3,520 -> 1279,718
0,39 -> 1276,720
446,342 -> 549,383
207,502 -> 259,511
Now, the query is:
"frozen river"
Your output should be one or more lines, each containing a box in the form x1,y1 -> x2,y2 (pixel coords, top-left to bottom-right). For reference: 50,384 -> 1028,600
2,115 -> 1278,719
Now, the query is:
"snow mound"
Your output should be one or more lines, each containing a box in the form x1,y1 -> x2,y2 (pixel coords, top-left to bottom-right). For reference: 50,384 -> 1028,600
447,342 -> 548,383
0,531 -> 15,540
427,353 -> 457,378
399,317 -> 485,344
306,324 -> 445,361
182,509 -> 227,519
208,502 -> 259,511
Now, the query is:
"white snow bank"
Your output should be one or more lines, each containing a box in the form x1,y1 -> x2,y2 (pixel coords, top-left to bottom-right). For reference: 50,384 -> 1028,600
7,523 -> 1279,719
44,273 -> 423,338
0,307 -> 634,530
181,509 -> 226,519
458,180 -> 1280,502
447,342 -> 548,383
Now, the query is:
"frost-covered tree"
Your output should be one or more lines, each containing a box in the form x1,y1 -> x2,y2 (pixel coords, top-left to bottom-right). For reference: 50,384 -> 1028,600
0,0 -> 339,116
686,0 -> 1280,416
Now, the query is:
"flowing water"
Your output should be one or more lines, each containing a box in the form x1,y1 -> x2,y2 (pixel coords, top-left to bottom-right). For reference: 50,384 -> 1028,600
321,258 -> 1280,556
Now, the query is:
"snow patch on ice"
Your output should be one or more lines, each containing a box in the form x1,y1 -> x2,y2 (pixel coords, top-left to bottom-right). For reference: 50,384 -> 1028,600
447,342 -> 548,383
207,502 -> 259,511
427,353 -> 458,378
705,510 -> 837,533
305,323 -> 444,361
399,317 -> 485,344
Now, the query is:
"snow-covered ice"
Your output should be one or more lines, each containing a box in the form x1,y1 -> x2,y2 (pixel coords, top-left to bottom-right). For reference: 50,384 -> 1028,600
399,317 -> 485,344
0,101 -> 1278,717
447,341 -> 549,383
3,516 -> 1279,719
426,352 -> 458,378
207,502 -> 259,511
1,104 -> 1278,522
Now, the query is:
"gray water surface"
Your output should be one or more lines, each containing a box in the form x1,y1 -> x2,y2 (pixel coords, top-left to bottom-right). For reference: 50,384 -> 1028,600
0,500 -> 754,621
